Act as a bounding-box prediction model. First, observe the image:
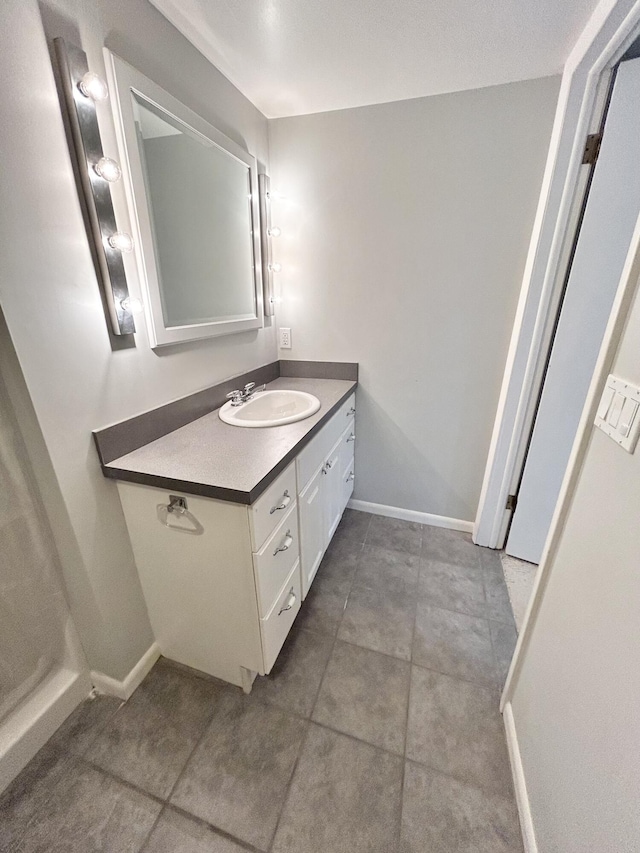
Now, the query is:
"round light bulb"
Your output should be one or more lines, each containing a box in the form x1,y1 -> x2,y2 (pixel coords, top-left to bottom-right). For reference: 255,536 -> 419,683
269,226 -> 281,237
120,296 -> 143,315
270,262 -> 282,273
108,231 -> 134,253
78,72 -> 109,101
94,157 -> 121,182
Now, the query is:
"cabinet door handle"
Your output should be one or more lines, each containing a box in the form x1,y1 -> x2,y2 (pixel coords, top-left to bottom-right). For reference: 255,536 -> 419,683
346,471 -> 355,483
347,407 -> 356,416
273,529 -> 293,556
270,490 -> 291,514
347,433 -> 355,442
325,459 -> 333,470
278,587 -> 296,615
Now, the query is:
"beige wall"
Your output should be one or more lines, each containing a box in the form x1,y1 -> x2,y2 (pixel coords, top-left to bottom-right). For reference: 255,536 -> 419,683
511,276 -> 640,851
269,76 -> 561,522
0,0 -> 274,680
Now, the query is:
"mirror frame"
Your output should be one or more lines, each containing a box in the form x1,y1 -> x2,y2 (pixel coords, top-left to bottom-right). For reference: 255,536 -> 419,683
104,50 -> 264,347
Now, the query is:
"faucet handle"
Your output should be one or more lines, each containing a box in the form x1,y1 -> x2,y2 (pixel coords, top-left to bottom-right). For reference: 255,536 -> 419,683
226,389 -> 243,406
243,382 -> 256,394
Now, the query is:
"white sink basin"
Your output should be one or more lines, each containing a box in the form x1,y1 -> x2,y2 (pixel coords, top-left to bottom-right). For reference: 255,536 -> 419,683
219,389 -> 321,428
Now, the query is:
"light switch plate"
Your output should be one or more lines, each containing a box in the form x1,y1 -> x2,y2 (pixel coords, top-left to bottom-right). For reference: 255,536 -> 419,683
595,374 -> 640,452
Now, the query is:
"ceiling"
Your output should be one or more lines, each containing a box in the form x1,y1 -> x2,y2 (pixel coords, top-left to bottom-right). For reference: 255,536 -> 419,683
149,0 -> 600,118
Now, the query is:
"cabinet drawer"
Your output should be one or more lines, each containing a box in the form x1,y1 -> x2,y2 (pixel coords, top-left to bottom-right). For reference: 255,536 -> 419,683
253,503 -> 299,617
261,561 -> 301,674
297,393 -> 356,488
249,462 -> 296,551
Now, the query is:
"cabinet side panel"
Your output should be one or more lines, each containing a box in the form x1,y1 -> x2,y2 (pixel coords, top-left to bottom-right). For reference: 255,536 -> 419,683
117,482 -> 262,686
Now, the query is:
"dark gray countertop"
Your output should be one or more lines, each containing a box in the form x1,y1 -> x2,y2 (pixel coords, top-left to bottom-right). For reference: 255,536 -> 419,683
103,377 -> 357,504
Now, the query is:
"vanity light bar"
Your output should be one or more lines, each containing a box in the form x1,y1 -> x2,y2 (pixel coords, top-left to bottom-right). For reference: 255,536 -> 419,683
54,38 -> 137,336
258,173 -> 276,317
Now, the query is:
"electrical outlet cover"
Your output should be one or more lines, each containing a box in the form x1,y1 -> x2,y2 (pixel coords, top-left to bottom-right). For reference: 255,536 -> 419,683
279,327 -> 291,349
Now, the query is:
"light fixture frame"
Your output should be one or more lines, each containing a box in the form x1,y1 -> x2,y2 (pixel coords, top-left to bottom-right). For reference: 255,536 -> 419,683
54,38 -> 136,335
258,173 -> 276,317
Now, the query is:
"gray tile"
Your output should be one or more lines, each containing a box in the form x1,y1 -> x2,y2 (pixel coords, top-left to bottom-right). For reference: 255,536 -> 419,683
421,526 -> 481,569
338,584 -> 416,660
171,693 -> 306,850
312,640 -> 410,754
144,808 -> 248,852
482,559 -> 516,625
419,559 -> 486,618
314,538 -> 363,594
366,515 -> 423,555
272,724 -> 403,853
250,625 -> 334,717
413,603 -> 496,685
406,667 -> 513,797
296,577 -> 349,636
353,545 -> 419,596
490,620 -> 518,687
13,760 -> 161,853
48,695 -> 123,756
0,740 -> 72,849
401,761 -> 522,853
88,661 -> 225,799
333,508 -> 372,543
480,547 -> 504,575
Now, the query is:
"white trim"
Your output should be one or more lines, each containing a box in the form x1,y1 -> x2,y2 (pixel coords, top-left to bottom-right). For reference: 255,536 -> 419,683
502,209 -> 640,710
474,0 -> 640,548
347,499 -> 473,533
91,642 -> 161,701
503,701 -> 538,853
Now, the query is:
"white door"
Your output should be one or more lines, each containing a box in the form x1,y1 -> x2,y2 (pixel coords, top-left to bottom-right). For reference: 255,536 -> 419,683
298,466 -> 325,598
506,56 -> 640,564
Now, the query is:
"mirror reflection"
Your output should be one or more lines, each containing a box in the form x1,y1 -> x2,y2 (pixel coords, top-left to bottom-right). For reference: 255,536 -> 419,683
131,93 -> 256,328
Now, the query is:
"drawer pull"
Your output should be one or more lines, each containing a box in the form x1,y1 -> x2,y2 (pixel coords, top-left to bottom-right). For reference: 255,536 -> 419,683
347,407 -> 356,416
278,587 -> 296,615
347,433 -> 355,442
346,471 -> 355,483
273,529 -> 293,556
270,490 -> 291,514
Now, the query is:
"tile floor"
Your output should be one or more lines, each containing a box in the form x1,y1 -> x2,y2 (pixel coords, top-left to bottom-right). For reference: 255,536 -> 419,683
500,553 -> 538,631
0,510 -> 522,853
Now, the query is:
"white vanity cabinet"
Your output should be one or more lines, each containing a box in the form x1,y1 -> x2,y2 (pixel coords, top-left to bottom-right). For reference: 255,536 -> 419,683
296,394 -> 356,596
115,392 -> 355,690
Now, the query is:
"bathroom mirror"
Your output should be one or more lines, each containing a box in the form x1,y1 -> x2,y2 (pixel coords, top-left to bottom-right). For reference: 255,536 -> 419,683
104,51 -> 263,347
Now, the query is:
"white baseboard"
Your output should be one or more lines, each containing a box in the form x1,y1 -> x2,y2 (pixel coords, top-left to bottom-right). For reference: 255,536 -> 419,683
503,701 -> 538,853
347,499 -> 473,533
91,642 -> 161,701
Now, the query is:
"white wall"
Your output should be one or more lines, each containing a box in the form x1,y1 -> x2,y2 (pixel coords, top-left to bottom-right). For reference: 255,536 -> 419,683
269,77 -> 561,522
510,274 -> 640,851
0,0 -> 275,680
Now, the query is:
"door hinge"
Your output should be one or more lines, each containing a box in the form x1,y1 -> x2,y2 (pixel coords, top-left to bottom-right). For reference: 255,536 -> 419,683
582,133 -> 602,166
506,494 -> 518,512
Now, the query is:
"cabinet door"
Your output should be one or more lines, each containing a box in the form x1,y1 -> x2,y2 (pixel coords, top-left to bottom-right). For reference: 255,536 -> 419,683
324,438 -> 343,543
298,466 -> 326,599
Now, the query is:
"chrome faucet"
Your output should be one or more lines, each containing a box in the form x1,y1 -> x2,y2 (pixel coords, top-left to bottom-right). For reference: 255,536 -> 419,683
225,382 -> 265,406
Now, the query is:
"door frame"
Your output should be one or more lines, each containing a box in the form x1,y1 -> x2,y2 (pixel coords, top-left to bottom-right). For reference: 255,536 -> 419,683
473,0 -> 640,548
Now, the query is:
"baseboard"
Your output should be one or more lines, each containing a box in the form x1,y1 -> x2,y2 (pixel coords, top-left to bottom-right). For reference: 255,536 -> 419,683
91,642 -> 160,701
503,701 -> 538,853
0,667 -> 91,793
347,499 -> 473,533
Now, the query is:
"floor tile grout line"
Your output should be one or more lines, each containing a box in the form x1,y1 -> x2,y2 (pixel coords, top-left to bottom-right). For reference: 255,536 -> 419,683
403,755 -> 519,805
265,546 -> 354,853
161,802 -> 265,853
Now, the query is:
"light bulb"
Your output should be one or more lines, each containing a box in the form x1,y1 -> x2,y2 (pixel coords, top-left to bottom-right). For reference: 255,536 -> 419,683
78,72 -> 109,101
108,231 -> 134,253
120,296 -> 143,315
269,226 -> 281,237
270,262 -> 282,273
94,157 -> 121,182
